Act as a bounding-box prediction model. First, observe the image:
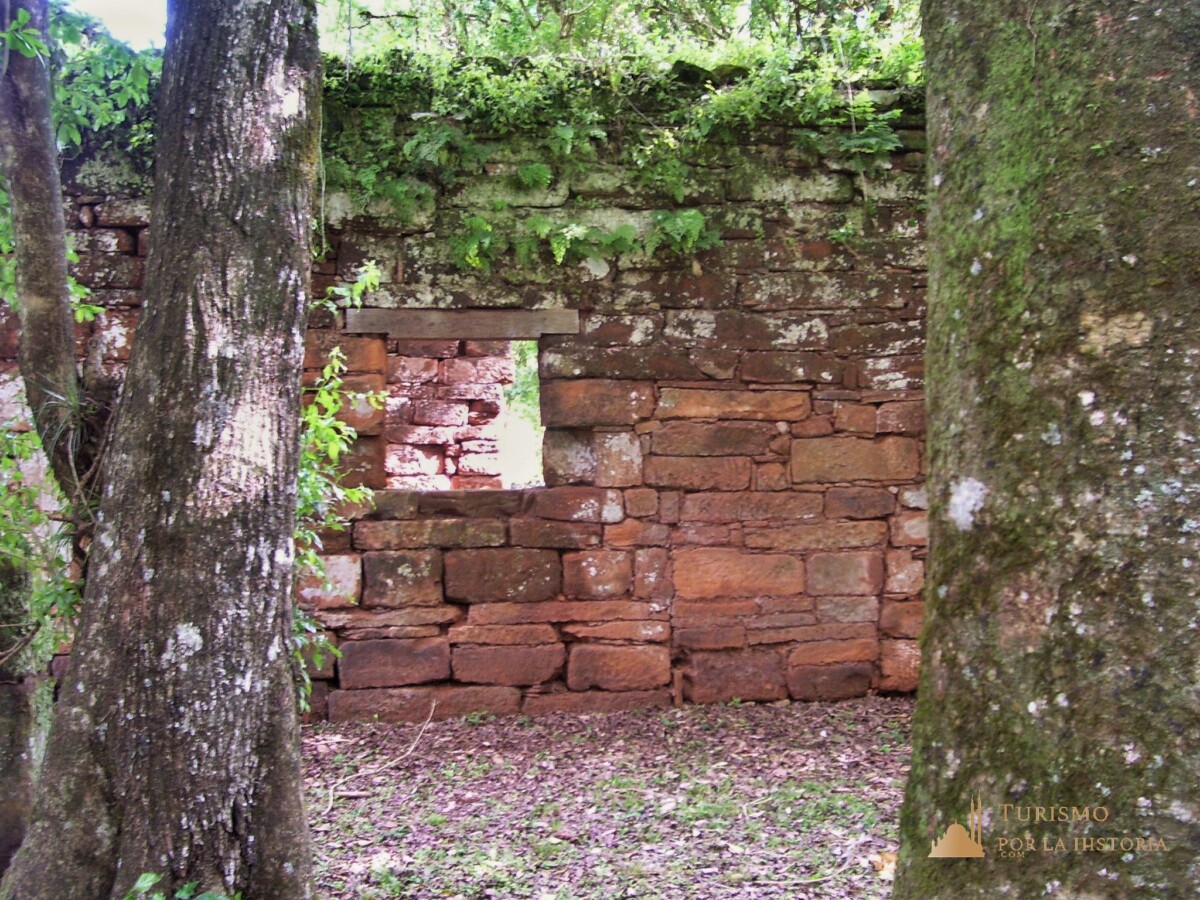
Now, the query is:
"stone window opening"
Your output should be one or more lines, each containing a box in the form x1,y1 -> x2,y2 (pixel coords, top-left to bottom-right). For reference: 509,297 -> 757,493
343,308 -> 578,490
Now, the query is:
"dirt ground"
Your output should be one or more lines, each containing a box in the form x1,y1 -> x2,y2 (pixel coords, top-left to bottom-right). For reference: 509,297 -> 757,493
303,695 -> 911,899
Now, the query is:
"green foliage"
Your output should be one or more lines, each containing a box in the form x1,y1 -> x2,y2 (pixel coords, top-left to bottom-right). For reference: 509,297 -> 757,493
292,263 -> 385,709
1,6 -> 46,60
449,214 -> 501,271
645,209 -> 720,256
0,427 -> 78,671
503,341 -> 541,426
122,872 -> 241,900
512,162 -> 553,190
32,1 -> 162,158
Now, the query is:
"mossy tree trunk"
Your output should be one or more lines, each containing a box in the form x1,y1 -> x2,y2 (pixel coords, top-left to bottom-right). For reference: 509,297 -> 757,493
0,562 -> 32,876
896,1 -> 1200,897
1,0 -> 321,897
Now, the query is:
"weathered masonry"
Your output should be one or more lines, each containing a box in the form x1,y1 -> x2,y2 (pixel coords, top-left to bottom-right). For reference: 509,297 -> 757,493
0,109 -> 927,722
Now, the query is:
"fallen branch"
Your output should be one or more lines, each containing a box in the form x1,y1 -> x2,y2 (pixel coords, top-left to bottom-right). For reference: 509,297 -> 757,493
320,700 -> 437,816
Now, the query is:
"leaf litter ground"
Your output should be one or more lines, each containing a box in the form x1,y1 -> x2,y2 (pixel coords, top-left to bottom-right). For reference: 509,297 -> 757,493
304,695 -> 911,899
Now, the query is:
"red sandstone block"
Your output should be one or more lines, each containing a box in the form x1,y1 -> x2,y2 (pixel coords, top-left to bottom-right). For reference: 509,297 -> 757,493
618,270 -> 737,306
509,519 -> 603,549
305,332 -> 387,374
656,388 -> 811,421
327,685 -> 520,723
338,638 -> 450,688
448,624 -> 559,645
562,551 -> 633,600
362,550 -> 443,607
93,198 -> 150,226
787,663 -> 874,701
634,548 -> 671,600
389,474 -> 453,491
315,606 -> 461,631
450,475 -> 502,489
603,520 -> 671,547
747,622 -> 875,646
674,599 -> 760,628
354,519 -> 506,550
880,600 -> 924,639
542,430 -> 597,485
824,487 -> 896,520
441,356 -> 515,385
532,487 -> 625,524
645,456 -> 752,491
594,432 -> 644,487
522,690 -> 671,716
91,309 -> 137,360
816,596 -> 879,623
300,632 -> 338,680
685,650 -> 787,703
741,352 -> 843,384
540,380 -> 655,427
561,621 -> 669,642
856,355 -> 924,392
456,453 -> 501,476
389,356 -> 439,383
680,491 -> 823,523
886,548 -> 925,595
671,524 -> 731,546
673,548 -> 804,599
806,552 -> 884,596
624,488 -> 659,518
743,520 -> 887,551
340,436 -> 387,490
658,491 -> 682,523
333,374 -> 386,435
650,421 -> 779,456
879,639 -> 920,691
791,416 -> 835,437
834,403 -> 877,435
296,554 -> 361,609
467,600 -> 665,626
336,625 -> 442,641
384,445 -> 441,477
392,340 -> 461,358
567,645 -> 670,691
452,643 -> 565,686
755,463 -> 791,491
790,436 -> 920,484
413,400 -> 468,427
877,400 -> 925,434
676,625 -> 747,650
787,638 -> 878,667
833,320 -> 923,356
444,549 -> 561,603
890,511 -> 928,547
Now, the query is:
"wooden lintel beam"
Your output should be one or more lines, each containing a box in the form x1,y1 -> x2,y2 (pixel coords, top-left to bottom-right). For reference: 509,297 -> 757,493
344,308 -> 580,339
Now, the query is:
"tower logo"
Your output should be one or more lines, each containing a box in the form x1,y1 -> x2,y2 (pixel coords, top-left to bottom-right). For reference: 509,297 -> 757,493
929,795 -> 985,858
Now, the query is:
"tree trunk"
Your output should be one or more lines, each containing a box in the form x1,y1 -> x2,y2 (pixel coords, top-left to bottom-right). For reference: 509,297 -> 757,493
0,0 -> 88,507
2,0 -> 322,897
896,2 -> 1200,896
0,562 -> 33,876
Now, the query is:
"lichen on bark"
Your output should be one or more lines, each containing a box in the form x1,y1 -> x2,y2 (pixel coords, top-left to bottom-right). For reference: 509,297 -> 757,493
896,2 -> 1200,897
1,0 -> 322,897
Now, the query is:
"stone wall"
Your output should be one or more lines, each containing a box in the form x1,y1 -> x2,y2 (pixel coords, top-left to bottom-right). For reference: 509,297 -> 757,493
0,115 -> 928,722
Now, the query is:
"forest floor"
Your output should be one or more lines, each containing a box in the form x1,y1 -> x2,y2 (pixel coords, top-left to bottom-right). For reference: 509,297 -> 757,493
303,695 -> 912,899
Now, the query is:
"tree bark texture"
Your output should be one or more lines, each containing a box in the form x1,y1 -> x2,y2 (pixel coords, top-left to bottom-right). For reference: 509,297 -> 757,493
0,562 -> 33,876
3,1 -> 322,897
0,0 -> 86,504
896,2 -> 1200,897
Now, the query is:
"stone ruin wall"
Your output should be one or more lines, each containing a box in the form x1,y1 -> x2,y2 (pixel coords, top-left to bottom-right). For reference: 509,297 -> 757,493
0,113 -> 928,722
